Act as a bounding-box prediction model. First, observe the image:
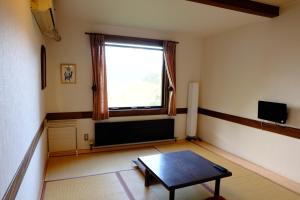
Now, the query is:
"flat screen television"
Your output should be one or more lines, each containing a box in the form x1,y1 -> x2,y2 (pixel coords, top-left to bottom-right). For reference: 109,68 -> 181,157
258,101 -> 287,124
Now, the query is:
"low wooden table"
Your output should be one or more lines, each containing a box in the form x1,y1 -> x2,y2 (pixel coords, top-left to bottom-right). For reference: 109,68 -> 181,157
138,150 -> 232,200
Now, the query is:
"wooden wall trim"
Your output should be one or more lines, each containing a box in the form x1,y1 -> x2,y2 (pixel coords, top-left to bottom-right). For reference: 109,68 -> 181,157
46,108 -> 188,120
176,108 -> 188,114
187,0 -> 279,18
46,111 -> 92,120
2,117 -> 46,200
198,108 -> 300,139
47,108 -> 300,139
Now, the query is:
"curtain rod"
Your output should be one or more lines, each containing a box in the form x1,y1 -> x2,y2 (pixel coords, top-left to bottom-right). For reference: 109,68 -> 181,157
85,32 -> 179,44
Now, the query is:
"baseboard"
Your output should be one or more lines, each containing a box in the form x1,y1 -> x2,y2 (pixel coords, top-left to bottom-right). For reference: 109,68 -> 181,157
39,157 -> 49,200
48,150 -> 78,157
49,139 -> 177,157
193,140 -> 300,194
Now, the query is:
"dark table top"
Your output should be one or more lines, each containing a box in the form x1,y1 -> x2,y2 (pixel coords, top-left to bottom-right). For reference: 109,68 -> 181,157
138,150 -> 232,190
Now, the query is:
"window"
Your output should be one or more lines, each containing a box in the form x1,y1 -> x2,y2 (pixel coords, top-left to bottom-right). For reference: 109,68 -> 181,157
105,41 -> 167,111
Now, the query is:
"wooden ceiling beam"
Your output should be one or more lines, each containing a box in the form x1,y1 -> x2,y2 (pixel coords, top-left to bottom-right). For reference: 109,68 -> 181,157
187,0 -> 279,18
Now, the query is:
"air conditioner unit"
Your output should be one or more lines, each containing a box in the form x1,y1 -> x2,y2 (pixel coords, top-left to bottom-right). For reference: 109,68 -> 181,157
31,0 -> 61,41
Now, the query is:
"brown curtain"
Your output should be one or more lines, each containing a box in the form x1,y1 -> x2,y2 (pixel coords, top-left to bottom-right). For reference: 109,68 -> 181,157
163,41 -> 177,116
90,34 -> 109,120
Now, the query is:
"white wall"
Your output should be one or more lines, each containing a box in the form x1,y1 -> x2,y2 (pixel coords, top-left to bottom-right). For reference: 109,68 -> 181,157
16,129 -> 48,200
0,0 -> 47,199
45,19 -> 203,147
199,2 -> 300,183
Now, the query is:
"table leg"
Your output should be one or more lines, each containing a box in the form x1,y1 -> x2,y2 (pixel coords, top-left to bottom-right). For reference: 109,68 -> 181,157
145,169 -> 150,187
214,178 -> 220,197
169,189 -> 175,200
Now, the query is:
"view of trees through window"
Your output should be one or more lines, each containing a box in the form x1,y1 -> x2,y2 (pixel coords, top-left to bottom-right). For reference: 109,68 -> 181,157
105,43 -> 164,108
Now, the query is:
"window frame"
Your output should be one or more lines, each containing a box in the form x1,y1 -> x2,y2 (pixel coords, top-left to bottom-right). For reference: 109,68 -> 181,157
103,35 -> 169,116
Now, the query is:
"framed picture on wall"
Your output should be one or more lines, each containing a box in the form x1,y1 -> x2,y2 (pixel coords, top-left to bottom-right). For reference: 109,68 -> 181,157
61,64 -> 76,84
41,45 -> 46,89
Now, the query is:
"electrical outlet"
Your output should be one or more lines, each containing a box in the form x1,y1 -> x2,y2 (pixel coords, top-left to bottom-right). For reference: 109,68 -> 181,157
84,133 -> 89,141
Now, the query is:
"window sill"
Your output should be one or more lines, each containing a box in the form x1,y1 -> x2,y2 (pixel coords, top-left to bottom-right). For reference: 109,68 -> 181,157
109,108 -> 168,117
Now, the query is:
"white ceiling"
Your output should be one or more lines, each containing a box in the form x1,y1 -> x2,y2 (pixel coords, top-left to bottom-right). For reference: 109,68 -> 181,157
255,0 -> 295,6
54,0 -> 296,36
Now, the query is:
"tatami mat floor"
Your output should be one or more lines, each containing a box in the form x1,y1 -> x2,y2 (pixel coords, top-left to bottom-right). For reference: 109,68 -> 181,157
45,147 -> 159,181
42,142 -> 300,200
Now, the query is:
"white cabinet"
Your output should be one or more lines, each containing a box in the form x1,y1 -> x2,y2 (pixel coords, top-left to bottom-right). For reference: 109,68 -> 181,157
47,120 -> 77,153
